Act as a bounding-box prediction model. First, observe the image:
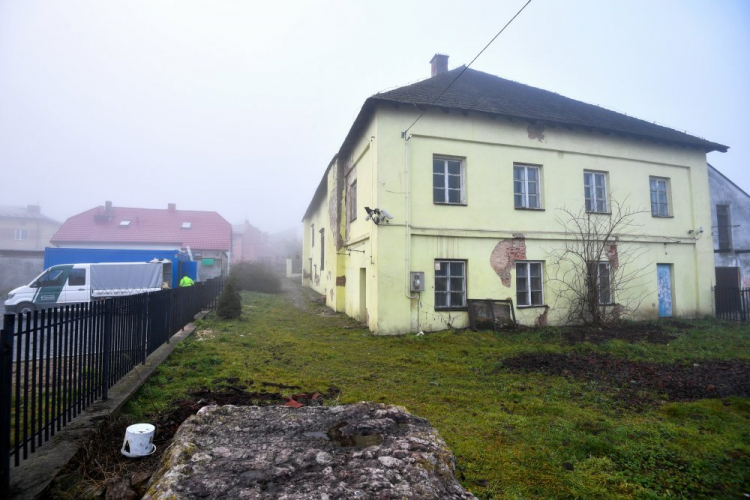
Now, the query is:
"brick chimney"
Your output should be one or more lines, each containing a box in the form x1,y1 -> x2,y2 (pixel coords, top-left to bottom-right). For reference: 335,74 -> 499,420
168,203 -> 176,212
26,205 -> 41,215
430,54 -> 449,77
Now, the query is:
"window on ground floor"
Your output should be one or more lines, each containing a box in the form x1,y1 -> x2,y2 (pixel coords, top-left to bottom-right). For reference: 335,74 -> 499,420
588,261 -> 612,305
435,260 -> 466,309
516,261 -> 544,306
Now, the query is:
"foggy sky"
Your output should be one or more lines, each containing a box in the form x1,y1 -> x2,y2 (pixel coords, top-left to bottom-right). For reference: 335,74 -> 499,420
1,1 -> 748,233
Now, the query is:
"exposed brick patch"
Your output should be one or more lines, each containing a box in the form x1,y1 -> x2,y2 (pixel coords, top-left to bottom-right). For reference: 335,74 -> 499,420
490,237 -> 527,287
330,289 -> 334,301
314,273 -> 320,286
605,244 -> 619,270
336,276 -> 346,287
303,270 -> 311,279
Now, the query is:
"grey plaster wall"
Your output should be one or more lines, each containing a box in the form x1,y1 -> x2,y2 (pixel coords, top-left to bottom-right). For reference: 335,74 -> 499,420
708,165 -> 750,287
0,253 -> 44,295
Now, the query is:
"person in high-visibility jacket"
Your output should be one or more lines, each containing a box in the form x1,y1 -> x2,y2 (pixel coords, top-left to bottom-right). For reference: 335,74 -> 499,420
179,275 -> 195,287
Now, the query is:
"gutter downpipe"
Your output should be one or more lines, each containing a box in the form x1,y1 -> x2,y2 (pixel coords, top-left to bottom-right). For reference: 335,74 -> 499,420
403,132 -> 418,301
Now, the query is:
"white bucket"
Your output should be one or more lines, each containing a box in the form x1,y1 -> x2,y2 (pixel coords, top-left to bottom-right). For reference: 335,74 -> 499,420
121,423 -> 156,458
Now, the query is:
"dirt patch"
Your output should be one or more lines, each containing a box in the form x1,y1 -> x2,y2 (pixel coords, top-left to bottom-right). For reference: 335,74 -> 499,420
501,353 -> 750,406
48,384 -> 339,499
562,322 -> 677,345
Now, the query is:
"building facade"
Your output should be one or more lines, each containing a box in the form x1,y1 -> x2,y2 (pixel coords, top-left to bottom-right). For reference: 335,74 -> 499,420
302,56 -> 727,334
708,164 -> 750,288
0,205 -> 61,295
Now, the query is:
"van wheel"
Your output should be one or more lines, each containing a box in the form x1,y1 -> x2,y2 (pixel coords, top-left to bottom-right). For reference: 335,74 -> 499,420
17,302 -> 36,315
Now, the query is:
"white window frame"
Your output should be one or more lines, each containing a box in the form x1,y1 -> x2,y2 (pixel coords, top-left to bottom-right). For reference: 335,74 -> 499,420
516,261 -> 544,307
434,260 -> 467,309
513,164 -> 542,209
320,229 -> 325,271
649,177 -> 671,217
588,261 -> 612,305
348,181 -> 358,222
433,157 -> 466,205
584,171 -> 608,213
14,229 -> 28,240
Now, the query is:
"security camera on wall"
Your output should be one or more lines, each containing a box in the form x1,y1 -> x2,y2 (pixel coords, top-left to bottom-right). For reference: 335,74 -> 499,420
363,207 -> 393,225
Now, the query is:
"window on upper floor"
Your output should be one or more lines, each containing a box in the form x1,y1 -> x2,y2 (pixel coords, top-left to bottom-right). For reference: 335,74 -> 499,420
516,261 -> 544,306
513,164 -> 542,209
433,157 -> 466,205
716,204 -> 732,251
348,181 -> 358,222
649,177 -> 671,217
584,171 -> 609,213
311,224 -> 315,247
320,230 -> 325,270
588,261 -> 612,305
14,229 -> 28,240
435,260 -> 466,309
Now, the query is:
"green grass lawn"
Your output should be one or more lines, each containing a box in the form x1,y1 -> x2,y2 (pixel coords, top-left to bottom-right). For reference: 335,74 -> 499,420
124,287 -> 750,499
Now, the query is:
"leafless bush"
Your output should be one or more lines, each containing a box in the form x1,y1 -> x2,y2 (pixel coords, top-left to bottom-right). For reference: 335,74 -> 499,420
547,197 -> 651,326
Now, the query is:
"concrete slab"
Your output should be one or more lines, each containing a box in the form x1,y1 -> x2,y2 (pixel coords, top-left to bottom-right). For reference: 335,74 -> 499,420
8,313 -> 207,500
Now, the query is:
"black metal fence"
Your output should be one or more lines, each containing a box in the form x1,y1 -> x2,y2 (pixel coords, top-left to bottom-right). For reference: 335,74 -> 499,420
0,278 -> 224,492
714,287 -> 750,322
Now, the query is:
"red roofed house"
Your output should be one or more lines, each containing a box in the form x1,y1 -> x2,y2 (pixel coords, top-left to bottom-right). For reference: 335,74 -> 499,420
51,201 -> 231,280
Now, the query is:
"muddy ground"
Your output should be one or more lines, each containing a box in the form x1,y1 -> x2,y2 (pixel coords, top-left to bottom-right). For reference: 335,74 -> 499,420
501,354 -> 750,406
560,320 -> 682,345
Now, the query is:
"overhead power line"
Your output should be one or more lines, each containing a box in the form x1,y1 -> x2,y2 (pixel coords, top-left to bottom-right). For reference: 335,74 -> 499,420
402,0 -> 533,137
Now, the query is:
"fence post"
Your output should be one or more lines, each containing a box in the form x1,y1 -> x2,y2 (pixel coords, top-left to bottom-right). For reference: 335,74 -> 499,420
102,300 -> 112,400
1,314 -> 16,494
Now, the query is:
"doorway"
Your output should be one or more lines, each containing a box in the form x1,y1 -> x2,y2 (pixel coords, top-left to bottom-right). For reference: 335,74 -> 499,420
657,264 -> 673,317
359,268 -> 367,323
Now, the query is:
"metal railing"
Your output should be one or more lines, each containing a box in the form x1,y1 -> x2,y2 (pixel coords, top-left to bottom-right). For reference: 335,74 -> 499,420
0,278 -> 224,492
713,287 -> 750,322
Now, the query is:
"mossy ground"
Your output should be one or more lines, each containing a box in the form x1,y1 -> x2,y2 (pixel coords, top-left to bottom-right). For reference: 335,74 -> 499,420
124,284 -> 750,499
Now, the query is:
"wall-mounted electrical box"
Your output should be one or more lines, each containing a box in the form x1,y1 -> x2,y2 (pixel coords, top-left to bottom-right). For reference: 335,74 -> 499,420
410,271 -> 425,293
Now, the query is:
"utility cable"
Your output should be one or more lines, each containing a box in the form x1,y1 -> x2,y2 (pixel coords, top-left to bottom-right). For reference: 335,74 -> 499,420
402,0 -> 533,137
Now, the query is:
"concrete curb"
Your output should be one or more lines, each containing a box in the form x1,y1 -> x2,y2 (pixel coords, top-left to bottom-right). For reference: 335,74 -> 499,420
9,312 -> 208,500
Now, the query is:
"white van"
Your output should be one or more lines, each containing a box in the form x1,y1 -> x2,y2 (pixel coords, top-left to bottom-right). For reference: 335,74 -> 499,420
4,262 -> 168,315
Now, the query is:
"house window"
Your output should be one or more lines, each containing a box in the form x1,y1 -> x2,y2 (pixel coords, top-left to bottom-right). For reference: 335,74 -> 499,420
181,222 -> 191,229
311,224 -> 315,247
650,177 -> 671,217
348,181 -> 358,222
588,262 -> 612,305
119,220 -> 131,227
320,230 -> 325,270
584,171 -> 608,213
14,229 -> 28,240
433,157 -> 466,205
435,260 -> 466,309
717,204 -> 732,250
516,262 -> 544,306
513,164 -> 541,209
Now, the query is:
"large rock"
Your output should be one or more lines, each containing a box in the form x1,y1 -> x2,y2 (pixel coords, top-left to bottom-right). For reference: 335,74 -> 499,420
144,402 -> 476,499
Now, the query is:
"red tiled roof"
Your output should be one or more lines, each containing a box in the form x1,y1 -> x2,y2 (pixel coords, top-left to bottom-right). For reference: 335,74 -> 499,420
51,206 -> 231,251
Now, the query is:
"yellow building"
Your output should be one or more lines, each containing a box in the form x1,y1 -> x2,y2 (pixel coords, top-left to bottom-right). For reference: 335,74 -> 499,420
302,55 -> 728,334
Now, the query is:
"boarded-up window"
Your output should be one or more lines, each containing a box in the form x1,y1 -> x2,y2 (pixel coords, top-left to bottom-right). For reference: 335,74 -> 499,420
717,204 -> 732,250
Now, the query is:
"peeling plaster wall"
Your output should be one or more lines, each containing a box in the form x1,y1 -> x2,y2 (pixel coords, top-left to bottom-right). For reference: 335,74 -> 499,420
709,166 -> 750,286
490,236 -> 527,287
